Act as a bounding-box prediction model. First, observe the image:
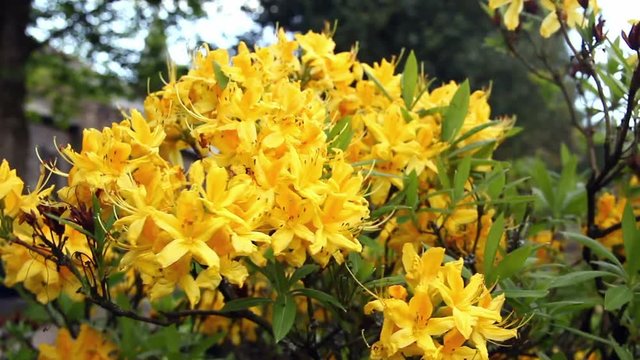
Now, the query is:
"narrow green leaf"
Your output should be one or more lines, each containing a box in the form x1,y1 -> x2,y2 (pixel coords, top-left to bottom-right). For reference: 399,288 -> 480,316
292,288 -> 345,312
611,341 -> 634,360
531,160 -> 555,213
405,170 -> 419,209
486,163 -> 506,200
289,264 -> 319,286
550,323 -> 612,345
221,297 -> 272,312
604,285 -> 632,311
416,106 -> 447,118
622,202 -> 640,275
492,245 -> 534,283
213,61 -> 229,89
364,68 -> 393,101
557,145 -> 577,213
327,116 -> 353,151
548,271 -> 613,289
44,213 -> 93,239
451,121 -> 497,147
441,80 -> 470,142
271,260 -> 289,293
364,275 -> 405,288
435,157 -> 451,189
272,294 -> 297,343
483,213 -> 505,280
400,107 -> 413,122
562,232 -> 624,268
402,51 -> 418,109
447,140 -> 496,158
502,288 -> 549,298
453,156 -> 471,201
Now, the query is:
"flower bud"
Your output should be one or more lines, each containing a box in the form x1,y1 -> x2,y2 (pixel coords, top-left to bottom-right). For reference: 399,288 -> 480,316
578,0 -> 589,10
622,23 -> 640,51
593,18 -> 605,44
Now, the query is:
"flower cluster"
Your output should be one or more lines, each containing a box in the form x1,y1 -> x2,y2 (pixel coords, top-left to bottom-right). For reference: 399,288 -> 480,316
489,0 -> 599,38
0,27 -> 517,358
365,244 -> 517,359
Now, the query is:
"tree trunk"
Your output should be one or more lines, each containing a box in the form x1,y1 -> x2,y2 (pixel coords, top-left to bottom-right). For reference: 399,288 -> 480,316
0,0 -> 32,181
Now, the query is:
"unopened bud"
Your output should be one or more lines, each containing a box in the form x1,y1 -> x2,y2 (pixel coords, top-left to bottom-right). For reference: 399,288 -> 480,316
622,23 -> 640,51
578,0 -> 589,10
593,18 -> 605,44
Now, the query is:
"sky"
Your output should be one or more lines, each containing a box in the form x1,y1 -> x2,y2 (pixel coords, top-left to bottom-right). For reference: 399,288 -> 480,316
598,0 -> 640,39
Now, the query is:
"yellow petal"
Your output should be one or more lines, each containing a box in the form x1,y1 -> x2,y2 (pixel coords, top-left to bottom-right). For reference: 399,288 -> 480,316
190,240 -> 221,269
453,307 -> 474,339
540,13 -> 561,38
156,239 -> 190,268
179,275 -> 200,308
389,327 -> 416,349
504,0 -> 524,30
196,267 -> 222,290
220,257 -> 249,286
272,228 -> 294,254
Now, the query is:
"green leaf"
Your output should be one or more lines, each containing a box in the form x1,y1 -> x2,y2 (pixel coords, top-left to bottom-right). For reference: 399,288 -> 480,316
44,212 -> 93,239
441,80 -> 470,142
562,232 -> 624,268
221,297 -> 272,312
611,341 -> 634,360
327,116 -> 353,152
557,145 -> 577,213
502,288 -> 549,298
364,68 -> 393,101
451,121 -> 497,147
213,61 -> 229,89
416,106 -> 447,118
486,163 -> 506,200
405,170 -> 419,209
483,213 -> 505,280
604,285 -> 632,311
531,160 -> 555,213
289,264 -> 319,286
622,202 -> 640,275
292,288 -> 346,312
272,294 -> 297,343
400,106 -> 413,123
453,156 -> 471,201
491,245 -> 534,283
271,260 -> 289,293
364,275 -> 405,288
435,157 -> 451,189
447,140 -> 496,158
548,270 -> 613,289
402,50 -> 418,109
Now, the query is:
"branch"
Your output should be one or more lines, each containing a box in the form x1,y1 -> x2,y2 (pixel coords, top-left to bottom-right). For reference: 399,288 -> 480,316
591,214 -> 640,238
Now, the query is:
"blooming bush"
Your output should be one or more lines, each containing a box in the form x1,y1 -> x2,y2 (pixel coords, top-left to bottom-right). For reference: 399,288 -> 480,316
1,1 -> 640,358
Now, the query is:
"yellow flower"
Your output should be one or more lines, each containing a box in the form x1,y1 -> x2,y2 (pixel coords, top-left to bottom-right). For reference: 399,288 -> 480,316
469,291 -> 518,360
433,261 -> 501,339
384,288 -> 455,354
153,190 -> 224,269
0,159 -> 24,216
402,243 -> 445,290
540,0 -> 598,38
39,324 -> 117,360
